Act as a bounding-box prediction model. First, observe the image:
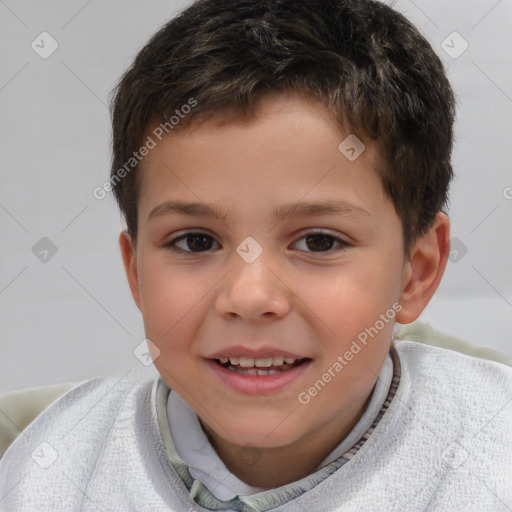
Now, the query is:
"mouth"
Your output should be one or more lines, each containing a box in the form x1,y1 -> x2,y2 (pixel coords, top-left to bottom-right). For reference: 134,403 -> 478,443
212,356 -> 310,376
206,347 -> 313,394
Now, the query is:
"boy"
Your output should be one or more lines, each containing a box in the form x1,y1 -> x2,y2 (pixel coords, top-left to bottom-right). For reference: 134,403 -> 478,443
1,0 -> 511,510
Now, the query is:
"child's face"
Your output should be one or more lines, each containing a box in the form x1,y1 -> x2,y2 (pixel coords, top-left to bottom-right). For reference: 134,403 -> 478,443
121,92 -> 414,450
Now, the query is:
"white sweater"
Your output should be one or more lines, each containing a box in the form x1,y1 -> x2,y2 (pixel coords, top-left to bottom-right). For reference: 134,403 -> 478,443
0,340 -> 511,511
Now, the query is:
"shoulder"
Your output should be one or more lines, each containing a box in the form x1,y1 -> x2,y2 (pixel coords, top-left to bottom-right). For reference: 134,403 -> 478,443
0,373 -> 155,453
341,340 -> 512,508
0,374 -> 159,506
394,338 -> 512,386
392,339 -> 512,436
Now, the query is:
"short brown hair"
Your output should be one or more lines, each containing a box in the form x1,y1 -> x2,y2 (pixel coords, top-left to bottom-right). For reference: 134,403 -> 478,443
109,0 -> 456,260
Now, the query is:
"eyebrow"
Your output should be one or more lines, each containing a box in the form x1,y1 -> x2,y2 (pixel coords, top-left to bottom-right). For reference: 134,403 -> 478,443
147,199 -> 372,223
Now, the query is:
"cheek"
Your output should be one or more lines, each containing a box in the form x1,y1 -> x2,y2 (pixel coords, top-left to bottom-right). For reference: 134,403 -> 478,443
138,260 -> 209,338
296,263 -> 396,360
298,264 -> 383,323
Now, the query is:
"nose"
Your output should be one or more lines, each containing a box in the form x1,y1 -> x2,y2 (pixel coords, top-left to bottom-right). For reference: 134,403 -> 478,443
215,252 -> 290,323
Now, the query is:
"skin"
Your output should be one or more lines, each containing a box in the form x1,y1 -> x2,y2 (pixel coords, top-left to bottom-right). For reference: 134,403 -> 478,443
119,91 -> 450,488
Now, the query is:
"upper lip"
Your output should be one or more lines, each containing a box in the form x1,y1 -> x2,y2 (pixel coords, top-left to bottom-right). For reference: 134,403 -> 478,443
207,346 -> 308,360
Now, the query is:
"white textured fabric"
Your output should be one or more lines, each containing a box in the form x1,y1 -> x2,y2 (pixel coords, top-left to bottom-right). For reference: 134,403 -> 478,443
0,340 -> 511,511
166,353 -> 393,500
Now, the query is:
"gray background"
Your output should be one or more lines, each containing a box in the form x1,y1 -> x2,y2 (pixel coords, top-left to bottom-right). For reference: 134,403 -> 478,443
0,0 -> 511,392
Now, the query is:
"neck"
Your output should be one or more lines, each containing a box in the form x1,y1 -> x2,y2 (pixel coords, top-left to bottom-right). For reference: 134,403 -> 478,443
199,388 -> 373,489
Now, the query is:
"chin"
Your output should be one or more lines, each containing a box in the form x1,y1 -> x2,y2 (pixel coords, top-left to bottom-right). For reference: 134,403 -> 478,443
206,414 -> 305,450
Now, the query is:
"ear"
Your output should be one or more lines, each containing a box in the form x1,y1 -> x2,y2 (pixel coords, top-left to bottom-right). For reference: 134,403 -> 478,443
395,212 -> 450,324
119,231 -> 142,312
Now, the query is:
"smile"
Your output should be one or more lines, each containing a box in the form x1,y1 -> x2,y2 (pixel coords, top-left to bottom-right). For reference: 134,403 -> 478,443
208,357 -> 312,395
214,356 -> 307,375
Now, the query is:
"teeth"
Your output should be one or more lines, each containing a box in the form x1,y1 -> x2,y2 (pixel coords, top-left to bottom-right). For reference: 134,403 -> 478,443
257,369 -> 283,376
225,356 -> 297,367
229,367 -> 284,376
255,357 -> 273,367
229,366 -> 292,376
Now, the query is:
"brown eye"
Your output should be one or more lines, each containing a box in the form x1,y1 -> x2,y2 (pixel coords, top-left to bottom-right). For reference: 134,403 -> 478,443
166,232 -> 218,253
293,231 -> 350,254
305,234 -> 336,252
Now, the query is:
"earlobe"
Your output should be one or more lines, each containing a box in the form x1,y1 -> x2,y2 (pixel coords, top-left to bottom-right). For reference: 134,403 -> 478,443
395,212 -> 450,324
119,231 -> 142,312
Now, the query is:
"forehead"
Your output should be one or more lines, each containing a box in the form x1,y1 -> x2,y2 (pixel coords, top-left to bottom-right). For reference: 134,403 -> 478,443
137,92 -> 386,221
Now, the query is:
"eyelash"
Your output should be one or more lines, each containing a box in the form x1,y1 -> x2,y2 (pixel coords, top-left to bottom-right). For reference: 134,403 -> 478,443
163,230 -> 351,256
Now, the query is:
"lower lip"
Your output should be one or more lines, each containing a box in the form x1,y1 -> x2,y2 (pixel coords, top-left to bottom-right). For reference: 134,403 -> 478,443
205,359 -> 312,395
